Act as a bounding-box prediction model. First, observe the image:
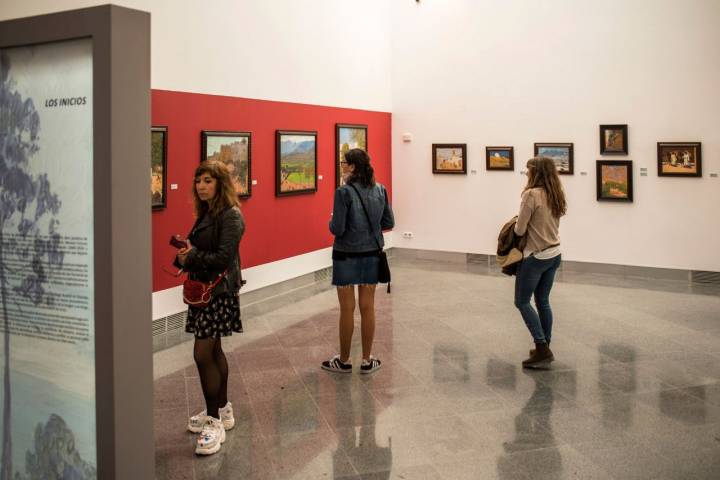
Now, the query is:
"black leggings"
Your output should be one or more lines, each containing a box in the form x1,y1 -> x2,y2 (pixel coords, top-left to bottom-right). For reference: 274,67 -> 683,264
193,337 -> 229,419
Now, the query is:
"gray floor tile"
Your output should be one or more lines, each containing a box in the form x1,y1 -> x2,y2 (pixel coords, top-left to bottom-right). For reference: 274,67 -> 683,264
195,434 -> 277,480
500,445 -> 615,480
263,429 -> 358,479
233,346 -> 293,372
155,375 -> 188,410
251,389 -> 328,437
638,388 -> 720,426
242,367 -> 309,403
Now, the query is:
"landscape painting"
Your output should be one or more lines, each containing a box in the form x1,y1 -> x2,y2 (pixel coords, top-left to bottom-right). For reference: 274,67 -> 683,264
151,126 -> 167,209
597,160 -> 633,202
534,143 -> 574,175
657,142 -> 702,177
336,124 -> 367,186
202,131 -> 251,197
432,144 -> 467,174
276,131 -> 318,196
486,146 -> 514,171
600,124 -> 628,155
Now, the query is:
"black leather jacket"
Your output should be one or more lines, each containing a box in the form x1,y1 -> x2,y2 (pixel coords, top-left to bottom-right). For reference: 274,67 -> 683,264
178,207 -> 245,295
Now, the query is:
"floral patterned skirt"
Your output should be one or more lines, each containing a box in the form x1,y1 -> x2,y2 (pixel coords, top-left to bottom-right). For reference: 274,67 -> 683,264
185,292 -> 243,339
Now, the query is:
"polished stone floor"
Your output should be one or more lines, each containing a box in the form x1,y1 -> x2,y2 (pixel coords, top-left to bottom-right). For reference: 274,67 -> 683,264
154,261 -> 720,479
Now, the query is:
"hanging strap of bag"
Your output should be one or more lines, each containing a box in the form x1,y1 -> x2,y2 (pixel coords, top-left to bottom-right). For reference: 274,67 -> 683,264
348,183 -> 391,293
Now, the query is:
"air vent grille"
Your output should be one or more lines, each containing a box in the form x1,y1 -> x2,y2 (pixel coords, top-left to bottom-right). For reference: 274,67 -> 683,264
467,254 -> 489,265
690,270 -> 720,285
167,311 -> 186,331
152,311 -> 187,337
314,267 -> 332,283
152,318 -> 165,336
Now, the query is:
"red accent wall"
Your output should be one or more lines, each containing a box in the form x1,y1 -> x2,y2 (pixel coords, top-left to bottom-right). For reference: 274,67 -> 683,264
151,90 -> 392,292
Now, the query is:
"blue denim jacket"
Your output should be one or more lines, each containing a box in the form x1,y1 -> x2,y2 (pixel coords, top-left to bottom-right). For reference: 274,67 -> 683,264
330,182 -> 394,252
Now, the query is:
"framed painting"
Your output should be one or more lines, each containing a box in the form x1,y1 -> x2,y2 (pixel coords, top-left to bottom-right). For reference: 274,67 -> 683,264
276,130 -> 318,196
201,130 -> 252,198
657,142 -> 702,177
534,143 -> 574,175
600,124 -> 628,155
432,144 -> 467,174
486,146 -> 514,171
597,160 -> 633,202
336,123 -> 367,187
151,126 -> 167,209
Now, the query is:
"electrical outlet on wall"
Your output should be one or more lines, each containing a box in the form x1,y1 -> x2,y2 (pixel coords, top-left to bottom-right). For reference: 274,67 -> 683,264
402,232 -> 413,239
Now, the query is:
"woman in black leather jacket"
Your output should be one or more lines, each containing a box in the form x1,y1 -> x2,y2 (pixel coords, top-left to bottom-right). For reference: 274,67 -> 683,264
176,161 -> 245,455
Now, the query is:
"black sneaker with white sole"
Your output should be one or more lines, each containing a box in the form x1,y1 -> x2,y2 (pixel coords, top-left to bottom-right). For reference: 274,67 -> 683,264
360,356 -> 382,374
321,355 -> 352,373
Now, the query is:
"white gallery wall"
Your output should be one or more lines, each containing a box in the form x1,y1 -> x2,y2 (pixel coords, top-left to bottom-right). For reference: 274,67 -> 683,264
390,0 -> 720,271
0,0 -> 393,111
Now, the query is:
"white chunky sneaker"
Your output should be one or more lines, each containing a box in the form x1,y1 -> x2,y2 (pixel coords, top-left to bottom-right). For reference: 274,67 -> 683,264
219,402 -> 235,430
187,402 -> 235,433
195,417 -> 225,456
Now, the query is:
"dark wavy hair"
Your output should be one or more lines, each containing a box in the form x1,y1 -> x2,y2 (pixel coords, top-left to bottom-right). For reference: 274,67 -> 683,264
524,157 -> 567,218
192,161 -> 240,218
344,148 -> 375,187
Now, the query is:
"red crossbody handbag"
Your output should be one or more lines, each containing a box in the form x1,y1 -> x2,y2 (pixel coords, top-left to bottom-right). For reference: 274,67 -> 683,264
182,272 -> 226,308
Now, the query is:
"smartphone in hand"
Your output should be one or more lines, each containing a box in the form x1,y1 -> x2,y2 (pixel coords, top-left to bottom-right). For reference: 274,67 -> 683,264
169,235 -> 187,249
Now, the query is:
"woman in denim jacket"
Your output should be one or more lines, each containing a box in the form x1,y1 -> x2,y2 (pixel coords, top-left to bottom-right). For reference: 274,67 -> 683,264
322,149 -> 394,374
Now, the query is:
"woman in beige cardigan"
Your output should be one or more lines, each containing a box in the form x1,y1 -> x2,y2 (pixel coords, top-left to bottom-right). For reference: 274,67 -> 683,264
514,157 -> 567,368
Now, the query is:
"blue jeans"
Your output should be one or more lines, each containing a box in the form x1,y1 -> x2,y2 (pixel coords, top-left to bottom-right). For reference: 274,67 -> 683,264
514,254 -> 561,344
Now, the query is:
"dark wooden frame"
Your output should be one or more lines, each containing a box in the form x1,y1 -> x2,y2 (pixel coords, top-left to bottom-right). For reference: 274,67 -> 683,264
0,6 -> 152,479
335,123 -> 368,187
657,142 -> 702,177
151,126 -> 168,209
596,160 -> 633,202
276,130 -> 318,196
599,124 -> 628,155
534,143 -> 574,175
432,143 -> 467,174
201,130 -> 252,198
485,146 -> 514,171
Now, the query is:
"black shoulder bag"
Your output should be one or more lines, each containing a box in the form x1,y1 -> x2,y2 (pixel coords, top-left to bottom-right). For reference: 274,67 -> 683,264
348,183 -> 391,293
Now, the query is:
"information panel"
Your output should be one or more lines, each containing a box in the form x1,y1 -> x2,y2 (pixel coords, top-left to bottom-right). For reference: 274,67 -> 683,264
0,38 -> 96,479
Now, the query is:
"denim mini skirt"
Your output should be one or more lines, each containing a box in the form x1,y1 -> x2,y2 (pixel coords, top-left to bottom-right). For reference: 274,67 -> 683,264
332,251 -> 380,286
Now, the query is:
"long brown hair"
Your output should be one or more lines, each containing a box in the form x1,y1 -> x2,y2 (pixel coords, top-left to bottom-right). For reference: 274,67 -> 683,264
524,157 -> 567,217
192,161 -> 240,218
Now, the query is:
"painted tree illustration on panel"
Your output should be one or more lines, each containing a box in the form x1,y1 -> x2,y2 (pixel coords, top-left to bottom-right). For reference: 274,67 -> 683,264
0,52 -> 64,480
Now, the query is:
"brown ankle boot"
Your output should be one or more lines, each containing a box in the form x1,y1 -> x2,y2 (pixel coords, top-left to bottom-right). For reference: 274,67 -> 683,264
523,343 -> 554,369
529,341 -> 552,358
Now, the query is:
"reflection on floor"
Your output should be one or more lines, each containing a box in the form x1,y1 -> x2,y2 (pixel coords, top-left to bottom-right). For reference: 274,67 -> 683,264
154,261 -> 720,479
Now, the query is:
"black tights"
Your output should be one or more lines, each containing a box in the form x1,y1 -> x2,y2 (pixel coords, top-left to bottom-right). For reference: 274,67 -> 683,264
193,337 -> 229,419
